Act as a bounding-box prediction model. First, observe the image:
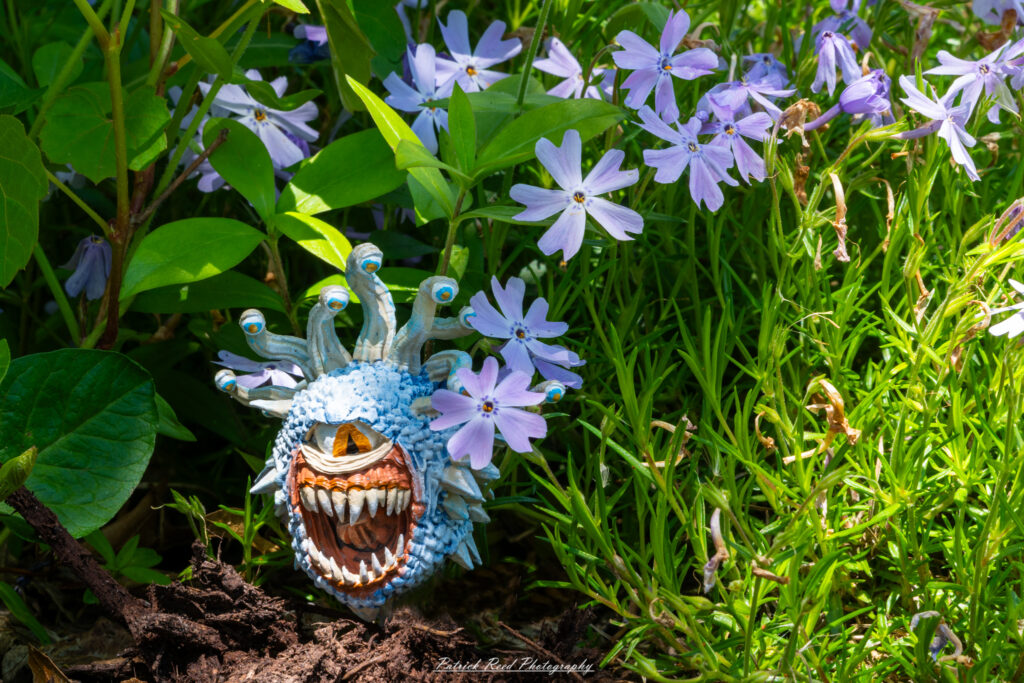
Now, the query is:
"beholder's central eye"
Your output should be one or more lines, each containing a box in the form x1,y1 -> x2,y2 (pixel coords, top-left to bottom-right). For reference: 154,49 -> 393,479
254,109 -> 267,122
481,401 -> 495,413
572,191 -> 586,203
333,423 -> 372,456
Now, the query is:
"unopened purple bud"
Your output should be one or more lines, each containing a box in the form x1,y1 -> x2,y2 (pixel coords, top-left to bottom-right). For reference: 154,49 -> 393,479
62,235 -> 112,301
839,69 -> 891,115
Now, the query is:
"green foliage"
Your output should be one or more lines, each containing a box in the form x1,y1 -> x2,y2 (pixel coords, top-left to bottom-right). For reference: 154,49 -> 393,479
0,116 -> 47,288
121,218 -> 265,298
273,212 -> 352,271
0,581 -> 50,644
31,42 -> 80,88
203,118 -> 276,222
277,129 -> 407,215
316,0 -> 374,112
39,83 -> 170,182
160,11 -> 233,79
130,271 -> 286,315
0,446 -> 37,501
0,350 -> 157,538
85,531 -> 171,588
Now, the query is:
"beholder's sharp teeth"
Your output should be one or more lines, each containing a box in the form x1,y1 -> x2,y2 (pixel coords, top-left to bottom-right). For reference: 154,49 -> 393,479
371,551 -> 384,577
348,488 -> 365,522
332,489 -> 347,521
359,560 -> 370,584
386,488 -> 398,516
366,488 -> 383,518
300,486 -> 317,512
329,556 -> 343,582
383,546 -> 396,567
316,549 -> 332,575
396,533 -> 405,556
342,565 -> 359,585
317,488 -> 334,517
402,490 -> 412,511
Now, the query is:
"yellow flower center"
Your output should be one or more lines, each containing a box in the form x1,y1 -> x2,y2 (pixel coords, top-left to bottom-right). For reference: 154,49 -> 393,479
254,109 -> 267,122
572,191 -> 586,203
481,400 -> 495,413
466,66 -> 478,76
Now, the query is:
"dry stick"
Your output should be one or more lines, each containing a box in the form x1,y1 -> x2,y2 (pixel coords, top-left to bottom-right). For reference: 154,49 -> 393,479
341,652 -> 391,681
134,128 -> 230,226
5,487 -> 146,626
497,621 -> 586,683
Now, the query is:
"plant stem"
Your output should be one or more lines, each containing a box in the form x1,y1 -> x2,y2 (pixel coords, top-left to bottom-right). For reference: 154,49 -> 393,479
170,0 -> 259,72
146,0 -> 180,87
438,190 -> 468,277
45,170 -> 110,235
118,0 -> 137,38
514,0 -> 553,110
263,238 -> 299,335
71,0 -> 110,47
32,244 -> 82,344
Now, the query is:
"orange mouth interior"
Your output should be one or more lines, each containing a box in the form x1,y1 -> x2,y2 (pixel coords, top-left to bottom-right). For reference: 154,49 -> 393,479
288,443 -> 418,597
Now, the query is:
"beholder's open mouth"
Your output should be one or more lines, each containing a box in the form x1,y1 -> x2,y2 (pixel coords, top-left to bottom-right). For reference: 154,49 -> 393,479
287,423 -> 419,597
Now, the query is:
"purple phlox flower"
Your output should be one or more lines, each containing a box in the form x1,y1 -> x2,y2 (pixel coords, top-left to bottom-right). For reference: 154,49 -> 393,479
429,356 -> 547,469
533,37 -> 614,100
435,10 -> 522,93
637,107 -> 737,212
707,76 -> 795,121
468,276 -> 585,388
384,44 -> 452,154
813,31 -> 860,95
973,0 -> 1024,25
895,75 -> 979,181
212,351 -> 304,389
705,100 -> 771,183
742,53 -> 791,89
62,235 -> 111,301
804,68 -> 893,131
509,129 -> 642,261
290,24 -> 330,64
395,0 -> 429,42
925,41 -> 1023,123
199,69 -> 318,170
987,279 -> 1024,337
611,9 -> 718,122
168,86 -> 225,192
813,0 -> 872,50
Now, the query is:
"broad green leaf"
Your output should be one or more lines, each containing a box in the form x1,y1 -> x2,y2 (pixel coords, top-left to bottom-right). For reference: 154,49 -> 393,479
0,581 -> 50,644
474,98 -> 624,177
203,118 -> 275,221
0,339 -> 9,384
39,84 -> 171,182
121,218 -> 265,298
0,350 -> 158,538
274,212 -> 352,270
317,0 -> 374,112
236,33 -> 298,69
395,139 -> 469,181
277,129 -> 406,215
32,42 -> 81,88
354,2 -> 406,76
268,0 -> 309,12
0,58 -> 39,115
346,75 -> 455,218
0,116 -> 48,288
0,446 -> 37,501
448,83 -> 476,174
160,10 -> 233,79
130,270 -> 286,314
240,78 -> 321,112
365,231 -> 436,260
155,393 -> 196,442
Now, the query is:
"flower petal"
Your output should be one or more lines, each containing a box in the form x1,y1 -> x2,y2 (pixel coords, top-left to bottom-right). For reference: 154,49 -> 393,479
537,207 -> 587,260
586,197 -> 643,240
492,275 -> 526,322
468,290 -> 514,338
439,10 -> 473,61
493,407 -> 546,452
446,417 -> 496,468
536,129 -> 582,189
582,149 -> 638,195
430,390 -> 480,429
510,184 -> 570,221
523,298 -> 569,337
612,31 -> 660,69
660,9 -> 691,55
